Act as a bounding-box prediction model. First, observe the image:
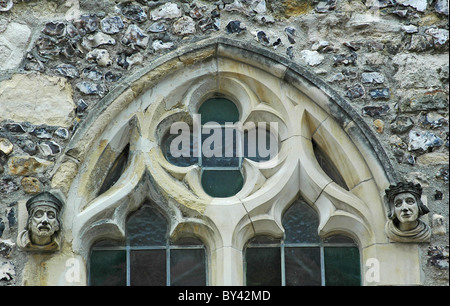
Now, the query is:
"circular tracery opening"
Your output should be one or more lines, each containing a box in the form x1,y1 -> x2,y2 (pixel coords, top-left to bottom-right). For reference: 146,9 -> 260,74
161,96 -> 280,198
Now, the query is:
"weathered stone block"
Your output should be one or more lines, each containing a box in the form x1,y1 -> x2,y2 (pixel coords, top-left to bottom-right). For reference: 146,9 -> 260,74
0,74 -> 76,127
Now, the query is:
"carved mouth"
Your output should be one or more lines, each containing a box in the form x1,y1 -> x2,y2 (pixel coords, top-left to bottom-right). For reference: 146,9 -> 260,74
38,225 -> 51,231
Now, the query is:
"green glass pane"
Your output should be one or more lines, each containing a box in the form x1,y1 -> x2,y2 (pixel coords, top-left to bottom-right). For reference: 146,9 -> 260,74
198,98 -> 240,125
246,247 -> 281,286
127,205 -> 168,247
313,141 -> 349,191
282,200 -> 320,244
98,144 -> 130,196
244,128 -> 278,162
324,247 -> 361,286
285,247 -> 321,286
130,250 -> 167,286
201,170 -> 244,198
90,250 -> 126,286
201,127 -> 240,168
171,249 -> 207,286
162,132 -> 198,167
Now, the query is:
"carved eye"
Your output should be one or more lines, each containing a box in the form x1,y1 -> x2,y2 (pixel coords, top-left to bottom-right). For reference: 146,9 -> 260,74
394,201 -> 403,208
47,211 -> 56,219
406,198 -> 416,205
34,210 -> 44,218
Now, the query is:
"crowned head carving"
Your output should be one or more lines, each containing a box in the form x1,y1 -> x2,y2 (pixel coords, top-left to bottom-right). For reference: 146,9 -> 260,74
384,182 -> 431,243
17,192 -> 64,252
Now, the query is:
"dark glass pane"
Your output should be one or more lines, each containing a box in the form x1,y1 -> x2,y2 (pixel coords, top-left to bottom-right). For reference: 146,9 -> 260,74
282,200 -> 320,244
162,132 -> 198,167
90,250 -> 126,286
172,237 -> 203,246
201,127 -> 240,168
170,249 -> 206,286
313,141 -> 349,191
324,247 -> 361,286
98,144 -> 130,195
127,205 -> 168,247
323,235 -> 357,245
285,247 -> 321,286
198,98 -> 240,125
201,170 -> 244,198
130,250 -> 166,286
246,247 -> 281,286
248,236 -> 281,246
244,128 -> 278,162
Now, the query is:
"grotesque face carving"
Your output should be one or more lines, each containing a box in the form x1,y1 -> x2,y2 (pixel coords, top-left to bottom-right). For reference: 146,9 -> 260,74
29,205 -> 60,245
384,182 -> 431,243
393,192 -> 420,231
17,192 -> 64,252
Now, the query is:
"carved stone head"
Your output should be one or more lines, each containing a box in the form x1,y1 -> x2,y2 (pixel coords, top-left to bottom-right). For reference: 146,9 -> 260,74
17,192 -> 63,252
385,182 -> 431,243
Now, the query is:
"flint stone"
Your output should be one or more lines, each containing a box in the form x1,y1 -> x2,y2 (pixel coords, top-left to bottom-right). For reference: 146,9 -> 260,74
104,71 -> 122,83
300,50 -> 324,66
82,67 -> 103,81
226,20 -> 246,34
32,127 -> 53,139
151,3 -> 182,21
0,0 -> 13,12
122,24 -> 149,49
333,53 -> 357,66
39,140 -> 61,156
420,113 -> 448,129
369,88 -> 390,100
362,105 -> 390,117
435,0 -> 449,15
0,74 -> 75,127
346,84 -> 365,99
73,14 -> 100,35
153,40 -> 174,51
86,49 -> 112,66
173,16 -> 196,36
285,27 -> 296,44
397,0 -> 427,12
408,130 -> 444,152
117,2 -> 147,23
42,22 -> 66,37
82,32 -> 116,50
148,22 -> 168,33
256,30 -> 270,45
15,139 -> 37,155
101,16 -> 125,34
425,28 -> 449,46
0,261 -> 15,282
53,63 -> 79,79
316,0 -> 337,13
402,25 -> 419,34
76,81 -> 107,96
0,178 -> 19,194
361,72 -> 385,84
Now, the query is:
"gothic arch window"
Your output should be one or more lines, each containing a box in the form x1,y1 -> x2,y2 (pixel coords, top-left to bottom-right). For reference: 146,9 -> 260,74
89,202 -> 207,286
245,199 -> 361,286
55,39 -> 421,287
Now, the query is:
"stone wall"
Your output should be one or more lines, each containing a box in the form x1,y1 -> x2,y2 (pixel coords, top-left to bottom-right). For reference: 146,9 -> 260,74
1,0 -> 448,286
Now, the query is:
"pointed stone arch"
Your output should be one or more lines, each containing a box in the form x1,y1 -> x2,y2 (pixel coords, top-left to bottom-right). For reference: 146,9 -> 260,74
48,37 -> 424,286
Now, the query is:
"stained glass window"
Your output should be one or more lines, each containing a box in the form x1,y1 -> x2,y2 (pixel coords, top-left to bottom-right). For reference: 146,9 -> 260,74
245,199 -> 361,286
89,203 -> 207,286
